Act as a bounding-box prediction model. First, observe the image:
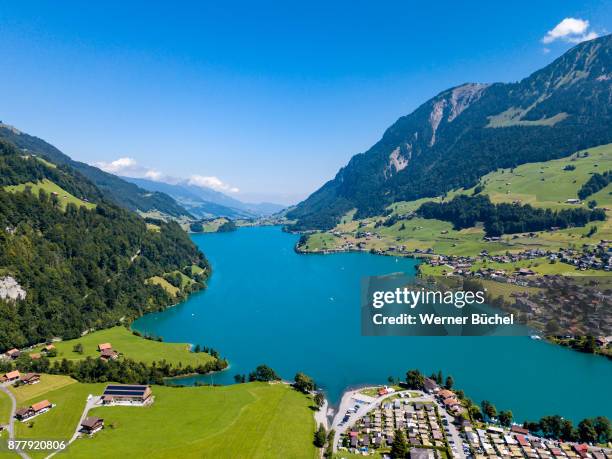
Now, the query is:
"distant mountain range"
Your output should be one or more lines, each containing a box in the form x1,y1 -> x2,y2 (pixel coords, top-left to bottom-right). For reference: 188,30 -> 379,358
288,34 -> 612,230
123,177 -> 284,219
0,122 -> 284,220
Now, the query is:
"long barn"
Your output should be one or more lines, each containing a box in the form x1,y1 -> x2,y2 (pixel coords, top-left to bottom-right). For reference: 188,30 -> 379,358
101,384 -> 153,405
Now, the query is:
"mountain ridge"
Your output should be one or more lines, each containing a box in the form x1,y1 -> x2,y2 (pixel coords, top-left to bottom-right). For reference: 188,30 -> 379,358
0,124 -> 192,218
288,34 -> 612,230
0,139 -> 208,349
124,176 -> 285,219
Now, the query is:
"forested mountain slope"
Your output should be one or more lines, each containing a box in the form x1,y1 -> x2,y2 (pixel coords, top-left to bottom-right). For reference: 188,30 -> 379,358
0,140 -> 208,350
288,34 -> 612,230
0,123 -> 191,217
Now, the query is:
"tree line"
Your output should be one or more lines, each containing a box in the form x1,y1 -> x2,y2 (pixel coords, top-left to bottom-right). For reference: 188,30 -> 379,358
0,354 -> 228,385
417,195 -> 605,236
578,170 -> 612,200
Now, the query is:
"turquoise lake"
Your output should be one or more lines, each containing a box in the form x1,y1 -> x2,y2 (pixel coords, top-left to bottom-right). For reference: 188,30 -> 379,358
134,226 -> 612,422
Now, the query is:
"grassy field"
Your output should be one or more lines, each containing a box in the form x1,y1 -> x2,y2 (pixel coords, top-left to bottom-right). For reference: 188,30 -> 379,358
4,179 -> 95,211
462,143 -> 612,210
27,326 -> 215,367
200,217 -> 230,232
6,376 -> 104,459
0,390 -> 12,426
64,382 -> 317,459
302,143 -> 612,260
145,275 -> 180,297
10,375 -> 76,404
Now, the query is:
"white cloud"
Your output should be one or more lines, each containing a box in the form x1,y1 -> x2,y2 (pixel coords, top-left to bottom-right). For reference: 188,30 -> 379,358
95,157 -> 139,174
94,157 -> 167,183
144,169 -> 164,181
93,157 -> 239,193
542,18 -> 599,44
188,175 -> 240,193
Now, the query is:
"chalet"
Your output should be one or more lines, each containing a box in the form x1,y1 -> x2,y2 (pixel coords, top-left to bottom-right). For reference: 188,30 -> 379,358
30,353 -> 41,360
5,348 -> 20,360
15,400 -> 52,421
14,408 -> 33,421
80,416 -> 104,435
100,349 -> 119,361
21,373 -> 41,385
101,384 -> 152,405
0,370 -> 20,383
43,344 -> 55,353
98,343 -> 112,352
437,389 -> 454,399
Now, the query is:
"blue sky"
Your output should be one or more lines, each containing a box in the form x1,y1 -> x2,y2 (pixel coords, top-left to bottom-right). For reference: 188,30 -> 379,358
0,1 -> 610,204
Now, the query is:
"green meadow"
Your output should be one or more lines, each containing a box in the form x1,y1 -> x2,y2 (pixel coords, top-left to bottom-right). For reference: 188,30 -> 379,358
303,143 -> 612,260
64,382 -> 317,459
6,375 -> 104,459
2,378 -> 317,459
0,390 -> 12,425
462,143 -> 612,210
28,326 -> 215,367
145,275 -> 181,297
4,179 -> 95,211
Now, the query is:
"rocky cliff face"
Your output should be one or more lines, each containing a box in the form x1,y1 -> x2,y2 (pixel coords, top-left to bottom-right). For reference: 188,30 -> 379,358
0,276 -> 26,301
288,35 -> 612,230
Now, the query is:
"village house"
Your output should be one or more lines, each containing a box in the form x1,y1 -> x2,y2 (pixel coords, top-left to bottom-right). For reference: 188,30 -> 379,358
42,344 -> 55,353
15,400 -> 52,421
21,373 -> 41,385
80,416 -> 104,435
5,348 -> 20,360
29,353 -> 41,360
0,370 -> 20,383
100,348 -> 119,361
97,343 -> 112,352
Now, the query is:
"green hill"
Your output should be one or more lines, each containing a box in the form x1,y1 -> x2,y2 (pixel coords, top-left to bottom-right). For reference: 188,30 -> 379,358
463,143 -> 612,210
0,140 -> 208,350
300,143 -> 612,263
0,123 -> 191,218
289,34 -> 612,230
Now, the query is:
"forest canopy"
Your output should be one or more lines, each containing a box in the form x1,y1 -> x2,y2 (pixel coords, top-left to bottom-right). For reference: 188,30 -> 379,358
0,140 -> 208,350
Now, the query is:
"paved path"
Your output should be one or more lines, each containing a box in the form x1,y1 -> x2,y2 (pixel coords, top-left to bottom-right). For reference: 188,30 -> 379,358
0,384 -> 30,459
440,406 -> 465,458
314,398 -> 329,431
45,395 -> 100,459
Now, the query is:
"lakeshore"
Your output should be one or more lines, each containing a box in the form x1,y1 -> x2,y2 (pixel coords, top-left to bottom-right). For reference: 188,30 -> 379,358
133,226 -> 612,422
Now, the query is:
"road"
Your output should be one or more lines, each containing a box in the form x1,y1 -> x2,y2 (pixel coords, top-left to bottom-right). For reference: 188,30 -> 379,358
440,404 -> 466,458
44,395 -> 101,459
0,383 -> 31,459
